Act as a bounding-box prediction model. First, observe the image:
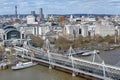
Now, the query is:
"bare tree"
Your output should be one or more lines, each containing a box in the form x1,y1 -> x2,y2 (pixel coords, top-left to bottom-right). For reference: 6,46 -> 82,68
31,35 -> 44,48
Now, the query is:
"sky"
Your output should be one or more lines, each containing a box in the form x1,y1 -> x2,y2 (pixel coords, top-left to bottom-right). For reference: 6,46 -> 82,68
0,0 -> 120,15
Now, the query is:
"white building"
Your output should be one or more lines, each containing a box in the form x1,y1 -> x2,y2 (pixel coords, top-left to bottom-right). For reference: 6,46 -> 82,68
86,17 -> 96,22
33,25 -> 50,36
0,28 -> 4,40
69,15 -> 73,22
20,24 -> 51,39
88,25 -> 95,36
26,15 -> 38,24
113,15 -> 120,22
64,24 -> 88,37
95,21 -> 115,37
115,26 -> 120,36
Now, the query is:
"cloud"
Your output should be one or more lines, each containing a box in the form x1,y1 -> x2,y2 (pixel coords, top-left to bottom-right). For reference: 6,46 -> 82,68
0,0 -> 120,15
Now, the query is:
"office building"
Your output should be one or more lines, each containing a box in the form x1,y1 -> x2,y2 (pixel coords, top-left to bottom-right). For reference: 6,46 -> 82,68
31,11 -> 36,17
39,8 -> 44,21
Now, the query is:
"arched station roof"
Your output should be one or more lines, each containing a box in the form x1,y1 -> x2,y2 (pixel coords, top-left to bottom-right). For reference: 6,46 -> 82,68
3,25 -> 16,30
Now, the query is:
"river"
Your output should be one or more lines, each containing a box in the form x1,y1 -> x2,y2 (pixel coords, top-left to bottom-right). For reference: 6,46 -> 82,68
0,65 -> 89,80
1,48 -> 120,80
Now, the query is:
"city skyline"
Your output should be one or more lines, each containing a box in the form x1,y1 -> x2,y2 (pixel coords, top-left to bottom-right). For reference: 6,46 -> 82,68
0,0 -> 120,15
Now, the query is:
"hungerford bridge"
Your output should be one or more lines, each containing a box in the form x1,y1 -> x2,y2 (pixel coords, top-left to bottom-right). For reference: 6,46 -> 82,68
13,39 -> 120,80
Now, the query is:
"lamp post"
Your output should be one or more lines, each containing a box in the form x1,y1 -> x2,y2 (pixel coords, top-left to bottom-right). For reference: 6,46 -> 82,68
73,29 -> 76,41
102,60 -> 106,79
115,27 -> 118,44
68,46 -> 76,76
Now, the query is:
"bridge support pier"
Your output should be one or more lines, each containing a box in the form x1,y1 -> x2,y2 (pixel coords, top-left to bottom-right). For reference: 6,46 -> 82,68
49,65 -> 52,69
49,65 -> 55,69
72,72 -> 76,77
72,72 -> 79,77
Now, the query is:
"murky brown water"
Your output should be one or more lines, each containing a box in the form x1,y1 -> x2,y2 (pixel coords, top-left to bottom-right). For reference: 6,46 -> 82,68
0,65 -> 89,80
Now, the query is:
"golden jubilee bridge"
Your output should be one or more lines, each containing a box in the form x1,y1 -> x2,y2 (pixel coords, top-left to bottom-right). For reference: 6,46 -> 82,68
13,40 -> 120,80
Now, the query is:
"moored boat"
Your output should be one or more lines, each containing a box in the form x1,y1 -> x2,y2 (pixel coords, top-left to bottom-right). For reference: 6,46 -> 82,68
81,50 -> 100,56
11,61 -> 37,70
104,48 -> 114,51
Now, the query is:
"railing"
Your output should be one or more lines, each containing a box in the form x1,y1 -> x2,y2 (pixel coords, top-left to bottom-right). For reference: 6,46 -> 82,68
14,40 -> 120,80
14,46 -> 120,80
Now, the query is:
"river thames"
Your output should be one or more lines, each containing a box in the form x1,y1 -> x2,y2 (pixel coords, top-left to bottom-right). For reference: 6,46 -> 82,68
1,48 -> 120,80
0,65 -> 90,80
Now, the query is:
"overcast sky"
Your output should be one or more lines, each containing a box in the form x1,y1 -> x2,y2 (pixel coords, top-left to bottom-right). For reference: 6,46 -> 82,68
0,0 -> 120,15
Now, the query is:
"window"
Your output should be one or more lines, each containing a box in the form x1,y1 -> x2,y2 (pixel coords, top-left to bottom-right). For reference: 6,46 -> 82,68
79,29 -> 82,34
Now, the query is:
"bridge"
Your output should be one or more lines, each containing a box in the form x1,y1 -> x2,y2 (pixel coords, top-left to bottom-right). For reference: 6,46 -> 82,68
12,39 -> 120,80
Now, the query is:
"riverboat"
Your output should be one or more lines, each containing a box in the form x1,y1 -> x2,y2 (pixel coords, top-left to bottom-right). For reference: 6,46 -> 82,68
11,61 -> 37,70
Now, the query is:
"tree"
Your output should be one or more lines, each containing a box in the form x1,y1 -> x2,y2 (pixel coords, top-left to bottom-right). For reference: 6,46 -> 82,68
94,35 -> 104,43
104,35 -> 115,44
0,45 -> 5,61
54,36 -> 71,51
31,35 -> 44,48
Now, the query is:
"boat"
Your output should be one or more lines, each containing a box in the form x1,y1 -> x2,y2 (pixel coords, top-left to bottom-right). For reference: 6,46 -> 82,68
104,48 -> 114,51
76,50 -> 90,55
81,51 -> 93,56
81,50 -> 100,56
11,61 -> 37,70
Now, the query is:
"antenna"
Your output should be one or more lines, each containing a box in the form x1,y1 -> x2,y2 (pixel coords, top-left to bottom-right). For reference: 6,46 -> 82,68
15,5 -> 18,18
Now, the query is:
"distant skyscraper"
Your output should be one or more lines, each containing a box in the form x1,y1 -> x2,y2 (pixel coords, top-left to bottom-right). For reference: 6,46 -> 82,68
39,8 -> 44,21
31,11 -> 36,17
15,5 -> 18,18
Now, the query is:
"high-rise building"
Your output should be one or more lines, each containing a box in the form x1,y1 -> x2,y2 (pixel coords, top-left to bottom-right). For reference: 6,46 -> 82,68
31,11 -> 38,21
15,5 -> 18,18
31,11 -> 36,17
39,8 -> 44,21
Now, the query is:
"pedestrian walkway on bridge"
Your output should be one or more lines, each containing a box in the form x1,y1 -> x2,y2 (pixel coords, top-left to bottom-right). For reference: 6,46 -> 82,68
13,44 -> 120,80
